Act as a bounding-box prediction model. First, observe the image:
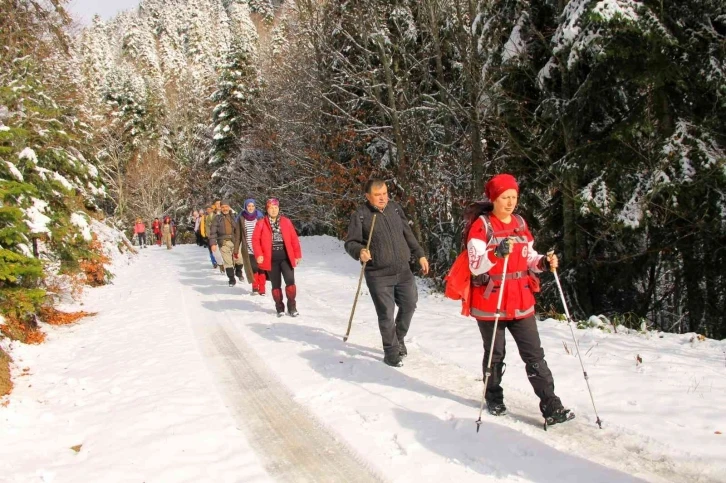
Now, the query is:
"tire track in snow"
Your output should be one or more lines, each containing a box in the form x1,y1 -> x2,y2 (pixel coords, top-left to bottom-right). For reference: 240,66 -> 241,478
182,266 -> 382,483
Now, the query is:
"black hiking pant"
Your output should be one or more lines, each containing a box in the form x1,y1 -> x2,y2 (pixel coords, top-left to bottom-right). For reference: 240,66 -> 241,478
137,233 -> 146,246
270,251 -> 295,289
366,269 -> 418,357
477,315 -> 561,415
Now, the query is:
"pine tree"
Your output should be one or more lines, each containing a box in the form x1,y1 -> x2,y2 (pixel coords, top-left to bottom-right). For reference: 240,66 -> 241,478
209,42 -> 262,166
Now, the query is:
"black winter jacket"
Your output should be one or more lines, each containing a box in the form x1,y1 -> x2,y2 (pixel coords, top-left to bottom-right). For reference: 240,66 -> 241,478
345,201 -> 425,278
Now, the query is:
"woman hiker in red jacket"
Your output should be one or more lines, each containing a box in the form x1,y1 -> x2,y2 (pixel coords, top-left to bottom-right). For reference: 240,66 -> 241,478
252,198 -> 303,317
152,217 -> 161,246
134,218 -> 147,248
465,173 -> 572,426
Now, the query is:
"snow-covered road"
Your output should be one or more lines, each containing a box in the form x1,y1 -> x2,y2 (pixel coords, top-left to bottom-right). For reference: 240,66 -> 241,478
2,238 -> 725,482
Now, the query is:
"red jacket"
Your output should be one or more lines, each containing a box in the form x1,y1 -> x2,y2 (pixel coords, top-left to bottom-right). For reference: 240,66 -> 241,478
466,214 -> 544,321
134,222 -> 146,234
252,216 -> 302,271
152,220 -> 161,234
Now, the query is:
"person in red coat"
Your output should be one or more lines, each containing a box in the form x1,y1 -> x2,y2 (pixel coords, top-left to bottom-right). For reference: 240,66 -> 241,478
465,173 -> 571,425
152,218 -> 161,246
252,198 -> 303,317
134,217 -> 147,248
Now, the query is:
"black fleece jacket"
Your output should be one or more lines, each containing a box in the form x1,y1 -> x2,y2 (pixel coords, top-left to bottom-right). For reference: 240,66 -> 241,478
345,201 -> 425,278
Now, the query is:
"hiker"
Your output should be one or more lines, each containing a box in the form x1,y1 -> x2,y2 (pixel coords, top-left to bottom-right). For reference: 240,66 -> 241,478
233,198 -> 266,294
252,198 -> 302,317
193,210 -> 203,246
161,216 -> 173,250
152,217 -> 161,246
344,179 -> 429,367
209,201 -> 238,286
463,173 -> 571,425
203,205 -> 221,270
134,217 -> 147,248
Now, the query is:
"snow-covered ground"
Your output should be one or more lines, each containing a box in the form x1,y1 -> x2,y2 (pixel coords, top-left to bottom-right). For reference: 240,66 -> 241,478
1,236 -> 725,482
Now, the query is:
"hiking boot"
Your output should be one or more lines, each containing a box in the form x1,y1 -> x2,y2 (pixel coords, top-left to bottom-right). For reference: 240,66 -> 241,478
225,267 -> 236,287
285,285 -> 298,317
541,398 -> 573,425
544,408 -> 574,428
486,401 -> 507,416
384,353 -> 403,367
272,288 -> 285,315
398,340 -> 407,358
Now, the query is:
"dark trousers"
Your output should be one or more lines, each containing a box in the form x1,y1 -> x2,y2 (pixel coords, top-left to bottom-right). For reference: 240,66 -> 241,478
366,269 -> 418,357
270,255 -> 294,289
195,231 -> 202,246
137,233 -> 146,246
477,316 -> 560,414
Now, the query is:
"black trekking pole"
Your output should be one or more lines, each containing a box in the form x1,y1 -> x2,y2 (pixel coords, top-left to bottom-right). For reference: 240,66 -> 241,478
343,214 -> 377,342
476,253 -> 510,433
549,252 -> 603,429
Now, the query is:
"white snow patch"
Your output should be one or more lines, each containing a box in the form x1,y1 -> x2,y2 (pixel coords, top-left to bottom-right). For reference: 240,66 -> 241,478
592,0 -> 640,22
70,212 -> 92,241
18,147 -> 38,164
24,198 -> 51,234
536,57 -> 557,88
52,171 -> 74,191
5,161 -> 23,181
502,13 -> 528,63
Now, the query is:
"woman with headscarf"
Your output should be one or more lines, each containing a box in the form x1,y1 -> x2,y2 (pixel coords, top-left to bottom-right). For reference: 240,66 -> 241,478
464,173 -> 572,426
252,198 -> 302,317
233,199 -> 266,294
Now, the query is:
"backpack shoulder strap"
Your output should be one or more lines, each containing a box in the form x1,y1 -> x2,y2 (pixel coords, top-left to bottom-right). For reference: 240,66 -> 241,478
514,214 -> 525,229
479,214 -> 495,246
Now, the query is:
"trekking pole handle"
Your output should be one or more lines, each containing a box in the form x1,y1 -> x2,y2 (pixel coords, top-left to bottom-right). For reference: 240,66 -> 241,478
546,250 -> 557,273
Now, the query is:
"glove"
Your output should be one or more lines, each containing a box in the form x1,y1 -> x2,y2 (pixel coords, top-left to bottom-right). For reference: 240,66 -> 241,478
494,237 -> 513,258
233,253 -> 239,260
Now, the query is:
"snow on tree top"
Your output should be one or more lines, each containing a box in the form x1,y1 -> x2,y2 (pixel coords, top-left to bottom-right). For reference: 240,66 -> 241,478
18,147 -> 38,163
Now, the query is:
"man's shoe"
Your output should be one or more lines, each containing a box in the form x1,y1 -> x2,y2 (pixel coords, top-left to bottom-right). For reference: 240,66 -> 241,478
486,401 -> 507,416
398,340 -> 407,358
384,353 -> 403,367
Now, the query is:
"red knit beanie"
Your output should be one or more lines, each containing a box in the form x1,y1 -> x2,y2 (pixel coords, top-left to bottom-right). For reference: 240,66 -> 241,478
485,174 -> 519,202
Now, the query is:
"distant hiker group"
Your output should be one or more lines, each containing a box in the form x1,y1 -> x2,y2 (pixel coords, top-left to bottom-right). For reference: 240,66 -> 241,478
192,198 -> 302,317
132,215 -> 177,249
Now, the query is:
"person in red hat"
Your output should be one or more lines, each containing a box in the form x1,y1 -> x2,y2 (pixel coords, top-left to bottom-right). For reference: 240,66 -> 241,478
252,198 -> 303,317
463,173 -> 572,426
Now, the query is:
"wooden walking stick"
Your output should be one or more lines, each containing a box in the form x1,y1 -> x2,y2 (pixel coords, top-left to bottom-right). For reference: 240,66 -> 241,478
343,214 -> 377,342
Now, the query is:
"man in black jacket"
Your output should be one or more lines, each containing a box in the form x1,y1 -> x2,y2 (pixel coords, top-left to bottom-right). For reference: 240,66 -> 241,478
345,179 -> 429,367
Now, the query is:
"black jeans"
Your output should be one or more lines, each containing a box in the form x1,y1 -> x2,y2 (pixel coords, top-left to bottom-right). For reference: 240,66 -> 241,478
477,316 -> 560,414
270,251 -> 295,289
137,233 -> 146,246
366,269 -> 418,356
